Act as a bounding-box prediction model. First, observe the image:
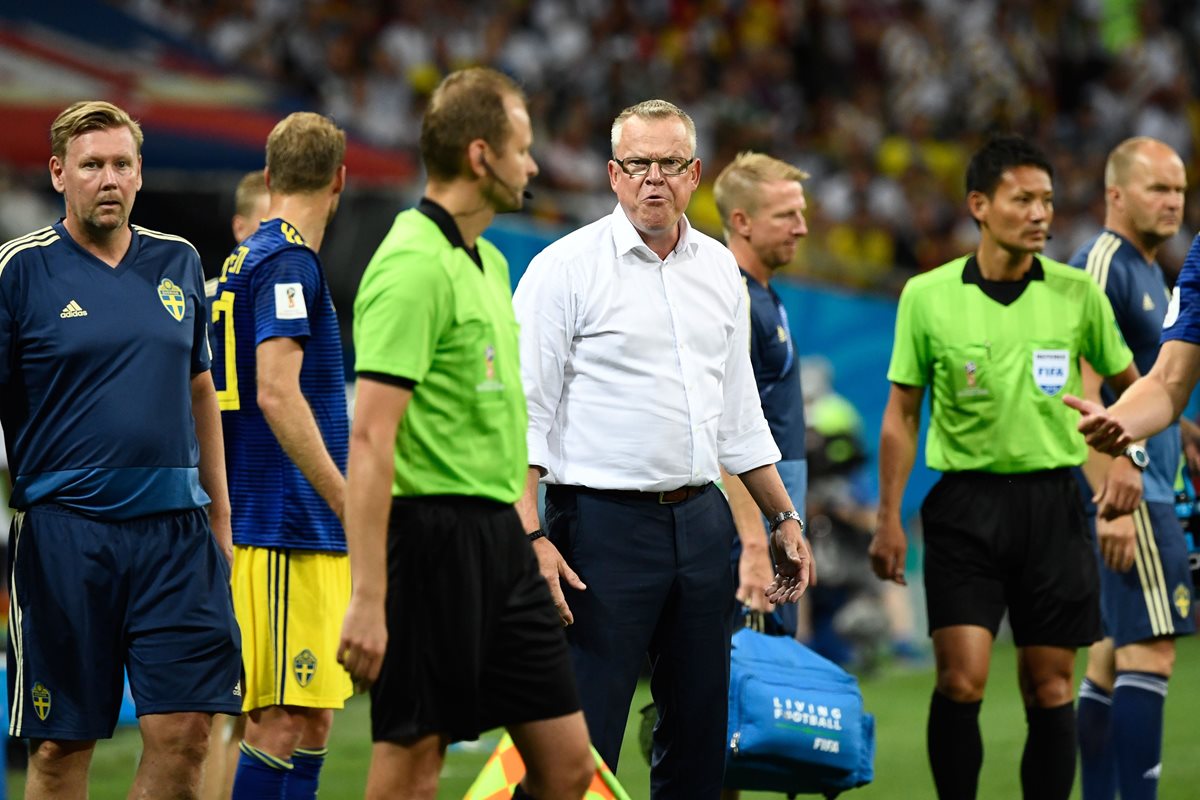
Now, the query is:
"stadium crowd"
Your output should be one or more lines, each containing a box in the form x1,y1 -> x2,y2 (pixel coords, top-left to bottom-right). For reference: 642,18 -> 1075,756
1,0 -> 1199,796
112,0 -> 1200,292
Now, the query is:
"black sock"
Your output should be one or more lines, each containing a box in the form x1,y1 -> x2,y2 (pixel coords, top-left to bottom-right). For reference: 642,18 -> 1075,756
1021,702 -> 1077,800
928,690 -> 983,800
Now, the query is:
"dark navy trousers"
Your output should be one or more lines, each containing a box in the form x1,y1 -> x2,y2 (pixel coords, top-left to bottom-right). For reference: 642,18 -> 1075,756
544,483 -> 736,799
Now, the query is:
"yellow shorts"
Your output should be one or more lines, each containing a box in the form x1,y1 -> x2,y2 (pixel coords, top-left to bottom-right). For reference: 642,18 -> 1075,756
231,546 -> 353,712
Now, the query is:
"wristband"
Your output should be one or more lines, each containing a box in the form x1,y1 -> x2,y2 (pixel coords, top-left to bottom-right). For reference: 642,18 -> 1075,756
526,528 -> 548,542
768,510 -> 804,534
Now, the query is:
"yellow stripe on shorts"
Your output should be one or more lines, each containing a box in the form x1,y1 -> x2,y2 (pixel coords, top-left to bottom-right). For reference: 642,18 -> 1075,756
1132,504 -> 1174,637
232,545 -> 353,712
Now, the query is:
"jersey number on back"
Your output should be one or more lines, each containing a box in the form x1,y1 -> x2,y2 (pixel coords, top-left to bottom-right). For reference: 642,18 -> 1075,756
212,290 -> 239,410
218,245 -> 249,285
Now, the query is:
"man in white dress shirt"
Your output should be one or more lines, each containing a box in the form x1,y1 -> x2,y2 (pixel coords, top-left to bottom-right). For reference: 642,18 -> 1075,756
513,99 -> 814,798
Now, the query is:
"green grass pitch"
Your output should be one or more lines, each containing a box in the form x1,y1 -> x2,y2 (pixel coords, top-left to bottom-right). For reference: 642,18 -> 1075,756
8,637 -> 1199,798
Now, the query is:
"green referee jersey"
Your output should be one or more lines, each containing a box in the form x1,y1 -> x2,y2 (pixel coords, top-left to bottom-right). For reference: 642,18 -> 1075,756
888,254 -> 1132,473
353,205 -> 528,503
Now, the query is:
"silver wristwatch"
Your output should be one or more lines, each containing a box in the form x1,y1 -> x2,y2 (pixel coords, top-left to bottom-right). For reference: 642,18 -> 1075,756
769,510 -> 804,534
1122,443 -> 1149,472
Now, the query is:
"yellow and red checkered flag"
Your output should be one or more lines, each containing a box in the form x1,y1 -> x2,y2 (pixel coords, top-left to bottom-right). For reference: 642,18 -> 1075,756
464,733 -> 632,800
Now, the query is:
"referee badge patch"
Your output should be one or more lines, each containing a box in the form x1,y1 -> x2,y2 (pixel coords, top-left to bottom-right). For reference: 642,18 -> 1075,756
1032,349 -> 1069,395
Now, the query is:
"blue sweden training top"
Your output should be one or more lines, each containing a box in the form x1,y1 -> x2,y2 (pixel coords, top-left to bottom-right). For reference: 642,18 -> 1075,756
0,222 -> 211,519
742,271 -> 806,460
1070,230 -> 1179,504
208,218 -> 347,551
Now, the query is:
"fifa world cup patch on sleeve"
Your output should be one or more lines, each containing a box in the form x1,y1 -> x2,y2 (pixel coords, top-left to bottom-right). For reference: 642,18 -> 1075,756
275,283 -> 308,320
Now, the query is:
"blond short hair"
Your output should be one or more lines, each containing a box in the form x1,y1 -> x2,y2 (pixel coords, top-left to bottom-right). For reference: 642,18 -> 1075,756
266,112 -> 346,194
713,151 -> 809,232
234,170 -> 268,218
610,99 -> 697,158
50,100 -> 144,159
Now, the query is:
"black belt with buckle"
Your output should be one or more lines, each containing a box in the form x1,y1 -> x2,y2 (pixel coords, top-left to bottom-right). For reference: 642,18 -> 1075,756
581,483 -> 712,505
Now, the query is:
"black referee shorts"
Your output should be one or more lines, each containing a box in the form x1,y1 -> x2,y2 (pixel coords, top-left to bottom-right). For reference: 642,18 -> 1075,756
370,496 -> 580,744
921,469 -> 1101,648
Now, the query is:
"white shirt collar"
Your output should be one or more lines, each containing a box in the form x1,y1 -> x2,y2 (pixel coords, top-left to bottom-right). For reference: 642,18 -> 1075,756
609,203 -> 699,261
514,205 -> 780,488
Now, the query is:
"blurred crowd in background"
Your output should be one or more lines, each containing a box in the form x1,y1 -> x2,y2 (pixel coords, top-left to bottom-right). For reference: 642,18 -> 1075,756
106,0 -> 1200,293
14,0 -> 1196,668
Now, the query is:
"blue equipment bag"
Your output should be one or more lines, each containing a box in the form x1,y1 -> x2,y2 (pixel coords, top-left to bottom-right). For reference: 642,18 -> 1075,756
725,627 -> 875,797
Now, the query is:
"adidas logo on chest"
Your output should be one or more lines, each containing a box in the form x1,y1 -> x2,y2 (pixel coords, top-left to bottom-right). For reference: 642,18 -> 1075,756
59,300 -> 88,319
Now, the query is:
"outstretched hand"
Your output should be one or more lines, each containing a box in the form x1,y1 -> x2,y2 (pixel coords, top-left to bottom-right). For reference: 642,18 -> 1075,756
1063,394 -> 1131,456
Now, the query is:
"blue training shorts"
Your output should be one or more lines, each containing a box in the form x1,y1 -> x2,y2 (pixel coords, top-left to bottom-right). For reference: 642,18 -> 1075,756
7,504 -> 242,740
1092,501 -> 1197,648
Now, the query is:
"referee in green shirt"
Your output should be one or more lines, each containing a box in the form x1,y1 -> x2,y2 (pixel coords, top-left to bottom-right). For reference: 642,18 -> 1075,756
336,67 -> 592,799
869,135 -> 1139,800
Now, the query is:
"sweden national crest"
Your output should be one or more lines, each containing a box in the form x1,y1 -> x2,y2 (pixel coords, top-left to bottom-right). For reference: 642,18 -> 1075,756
31,682 -> 51,721
157,278 -> 186,321
293,649 -> 317,688
1174,584 -> 1192,619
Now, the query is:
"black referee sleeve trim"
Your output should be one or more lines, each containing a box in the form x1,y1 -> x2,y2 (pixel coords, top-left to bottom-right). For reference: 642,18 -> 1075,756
357,371 -> 417,390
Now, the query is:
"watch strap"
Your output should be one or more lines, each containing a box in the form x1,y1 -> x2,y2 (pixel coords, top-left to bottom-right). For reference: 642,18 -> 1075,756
769,510 -> 804,534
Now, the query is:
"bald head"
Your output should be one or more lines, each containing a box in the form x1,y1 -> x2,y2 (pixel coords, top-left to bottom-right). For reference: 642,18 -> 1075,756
1105,137 -> 1183,189
1102,137 -> 1185,258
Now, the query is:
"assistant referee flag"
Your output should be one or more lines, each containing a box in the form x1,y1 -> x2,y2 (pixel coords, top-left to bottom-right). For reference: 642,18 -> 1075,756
464,733 -> 631,799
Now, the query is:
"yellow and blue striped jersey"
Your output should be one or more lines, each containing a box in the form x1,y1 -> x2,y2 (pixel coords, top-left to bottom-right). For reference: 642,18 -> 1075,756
209,218 -> 347,551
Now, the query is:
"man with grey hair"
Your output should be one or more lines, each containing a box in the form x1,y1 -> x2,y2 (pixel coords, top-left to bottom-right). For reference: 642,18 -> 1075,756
713,151 -> 812,634
513,100 -> 814,797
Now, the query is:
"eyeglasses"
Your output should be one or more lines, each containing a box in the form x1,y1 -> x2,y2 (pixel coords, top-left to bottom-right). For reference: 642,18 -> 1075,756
613,156 -> 694,177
